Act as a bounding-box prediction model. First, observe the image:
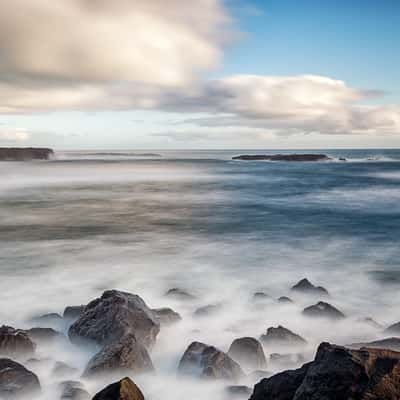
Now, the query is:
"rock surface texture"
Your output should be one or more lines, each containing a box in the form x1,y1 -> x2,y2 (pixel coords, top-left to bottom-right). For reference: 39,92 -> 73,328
92,377 -> 145,400
0,326 -> 36,358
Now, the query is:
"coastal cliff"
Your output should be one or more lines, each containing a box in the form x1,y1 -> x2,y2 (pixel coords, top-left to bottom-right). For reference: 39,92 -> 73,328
0,147 -> 54,161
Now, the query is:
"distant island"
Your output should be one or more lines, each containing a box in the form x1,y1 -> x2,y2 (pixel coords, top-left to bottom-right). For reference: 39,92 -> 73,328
232,154 -> 330,162
0,147 -> 54,161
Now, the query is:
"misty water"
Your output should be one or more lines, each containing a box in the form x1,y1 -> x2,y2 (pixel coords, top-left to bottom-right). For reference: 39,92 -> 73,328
1,149 -> 400,399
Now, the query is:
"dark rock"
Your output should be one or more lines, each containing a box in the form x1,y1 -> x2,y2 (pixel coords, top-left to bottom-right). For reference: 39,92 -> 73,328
0,326 -> 36,358
277,296 -> 293,303
253,292 -> 270,301
152,308 -> 181,325
52,361 -> 78,377
0,358 -> 41,398
68,290 -> 159,349
59,381 -> 90,400
228,337 -> 267,370
385,321 -> 400,335
92,377 -> 144,400
250,342 -> 400,400
339,157 -> 347,162
232,154 -> 330,162
302,301 -> 345,320
348,337 -> 400,351
225,385 -> 252,397
164,288 -> 195,300
0,147 -> 54,161
178,341 -> 244,381
30,312 -> 64,330
291,278 -> 329,296
83,333 -> 154,377
194,304 -> 221,317
25,327 -> 64,342
260,326 -> 307,346
63,306 -> 86,321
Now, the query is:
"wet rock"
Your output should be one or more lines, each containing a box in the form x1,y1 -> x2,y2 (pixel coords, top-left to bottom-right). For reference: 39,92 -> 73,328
348,337 -> 400,351
260,326 -> 307,346
193,304 -> 221,317
164,288 -> 195,300
302,301 -> 345,320
277,296 -> 293,303
0,147 -> 54,161
68,290 -> 159,349
83,333 -> 154,377
250,342 -> 400,400
178,341 -> 244,381
30,312 -> 64,330
232,154 -> 330,162
0,358 -> 41,398
385,321 -> 400,335
52,361 -> 78,377
60,381 -> 90,400
92,377 -> 144,400
63,306 -> 86,321
228,337 -> 267,370
225,385 -> 252,397
152,308 -> 181,325
0,326 -> 36,358
25,327 -> 64,343
291,278 -> 328,296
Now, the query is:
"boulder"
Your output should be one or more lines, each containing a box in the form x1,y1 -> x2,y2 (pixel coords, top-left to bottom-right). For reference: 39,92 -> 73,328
0,326 -> 36,358
92,377 -> 144,400
0,358 -> 41,398
193,304 -> 221,317
25,327 -> 64,342
348,337 -> 400,351
152,308 -> 181,325
0,147 -> 54,161
291,278 -> 328,296
277,296 -> 293,303
250,342 -> 400,400
260,326 -> 307,346
60,381 -> 90,400
64,306 -> 86,321
178,341 -> 244,381
164,288 -> 195,300
228,337 -> 267,370
385,321 -> 400,335
302,301 -> 345,320
68,290 -> 159,349
83,333 -> 154,377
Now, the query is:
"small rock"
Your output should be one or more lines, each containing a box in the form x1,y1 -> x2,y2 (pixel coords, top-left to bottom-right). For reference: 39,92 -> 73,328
165,288 -> 195,300
52,361 -> 78,377
253,292 -> 270,301
260,326 -> 307,346
92,377 -> 144,400
225,385 -> 252,397
302,301 -> 345,320
25,327 -> 63,343
291,278 -> 328,296
152,308 -> 181,325
0,358 -> 40,398
63,306 -> 86,321
228,337 -> 267,370
277,296 -> 293,303
0,326 -> 36,358
60,381 -> 90,400
193,304 -> 221,317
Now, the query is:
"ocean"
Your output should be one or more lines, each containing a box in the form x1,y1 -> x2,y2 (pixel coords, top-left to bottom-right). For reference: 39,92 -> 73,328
1,149 -> 400,399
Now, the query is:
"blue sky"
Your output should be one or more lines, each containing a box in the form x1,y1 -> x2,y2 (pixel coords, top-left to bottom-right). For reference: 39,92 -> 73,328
0,0 -> 399,149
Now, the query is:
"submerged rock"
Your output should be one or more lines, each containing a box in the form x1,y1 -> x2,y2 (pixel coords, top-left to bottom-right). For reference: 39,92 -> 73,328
0,326 -> 36,358
253,292 -> 271,301
228,337 -> 267,370
260,326 -> 307,346
0,147 -> 54,161
83,333 -> 154,377
52,361 -> 78,377
178,341 -> 244,381
232,154 -> 330,162
152,308 -> 181,325
291,278 -> 328,296
63,305 -> 86,321
164,288 -> 195,300
92,377 -> 144,400
59,381 -> 90,400
0,358 -> 40,398
225,385 -> 252,398
30,312 -> 64,330
194,304 -> 221,317
277,296 -> 293,303
250,342 -> 400,400
302,301 -> 345,320
25,327 -> 64,343
68,290 -> 159,349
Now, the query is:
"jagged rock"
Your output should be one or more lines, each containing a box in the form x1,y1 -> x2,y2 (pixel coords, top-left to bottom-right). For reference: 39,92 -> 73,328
194,304 -> 221,317
291,278 -> 328,295
83,333 -> 154,377
0,147 -> 54,161
68,290 -> 159,349
385,321 -> 400,335
164,288 -> 195,300
228,337 -> 267,370
0,358 -> 40,398
302,301 -> 345,320
348,337 -> 400,351
25,327 -> 63,342
52,361 -> 78,377
277,296 -> 293,303
225,385 -> 252,397
232,154 -> 330,162
92,377 -> 144,400
30,313 -> 64,330
178,341 -> 244,381
64,306 -> 86,321
60,381 -> 90,400
152,308 -> 181,325
260,326 -> 306,346
0,326 -> 35,358
250,342 -> 400,400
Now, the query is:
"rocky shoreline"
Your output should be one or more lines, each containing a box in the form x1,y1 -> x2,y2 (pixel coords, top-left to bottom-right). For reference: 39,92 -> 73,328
1,279 -> 400,399
0,147 -> 54,161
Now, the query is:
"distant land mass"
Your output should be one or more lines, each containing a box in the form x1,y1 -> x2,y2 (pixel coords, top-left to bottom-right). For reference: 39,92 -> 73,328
0,147 -> 54,161
232,154 -> 330,162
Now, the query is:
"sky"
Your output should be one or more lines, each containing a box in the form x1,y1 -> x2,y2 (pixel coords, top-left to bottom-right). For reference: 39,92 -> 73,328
0,0 -> 399,149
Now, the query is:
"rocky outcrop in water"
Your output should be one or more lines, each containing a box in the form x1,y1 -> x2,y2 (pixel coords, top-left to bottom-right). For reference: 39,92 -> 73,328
92,377 -> 144,400
0,147 -> 54,161
228,337 -> 267,370
164,288 -> 195,300
25,327 -> 63,343
68,290 -> 159,349
260,326 -> 307,346
0,326 -> 36,358
63,305 -> 86,321
291,278 -> 328,296
59,380 -> 90,400
232,154 -> 330,162
178,341 -> 244,381
0,358 -> 41,398
152,308 -> 181,325
250,342 -> 400,400
302,301 -> 345,319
